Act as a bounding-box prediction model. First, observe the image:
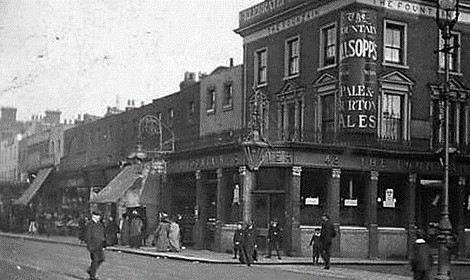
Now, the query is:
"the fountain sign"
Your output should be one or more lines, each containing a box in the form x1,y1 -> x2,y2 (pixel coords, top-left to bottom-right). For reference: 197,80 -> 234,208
339,10 -> 378,133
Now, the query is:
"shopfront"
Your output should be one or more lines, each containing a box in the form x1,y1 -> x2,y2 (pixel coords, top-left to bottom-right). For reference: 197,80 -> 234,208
165,144 -> 470,258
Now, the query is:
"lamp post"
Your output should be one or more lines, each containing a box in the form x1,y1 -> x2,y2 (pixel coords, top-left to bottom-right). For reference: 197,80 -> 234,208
127,115 -> 174,211
435,1 -> 459,279
242,87 -> 269,171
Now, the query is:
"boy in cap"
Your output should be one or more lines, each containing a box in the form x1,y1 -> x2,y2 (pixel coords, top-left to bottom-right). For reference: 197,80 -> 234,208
266,219 -> 282,260
85,210 -> 106,280
232,221 -> 244,259
309,228 -> 322,264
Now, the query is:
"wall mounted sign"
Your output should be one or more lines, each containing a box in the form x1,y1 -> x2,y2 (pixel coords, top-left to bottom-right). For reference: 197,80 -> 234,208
339,9 -> 378,134
344,199 -> 358,207
305,197 -> 319,206
383,188 -> 396,208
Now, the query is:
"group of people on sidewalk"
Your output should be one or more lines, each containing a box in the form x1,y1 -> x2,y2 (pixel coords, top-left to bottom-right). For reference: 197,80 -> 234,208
232,213 -> 337,269
153,212 -> 181,252
80,208 -> 434,280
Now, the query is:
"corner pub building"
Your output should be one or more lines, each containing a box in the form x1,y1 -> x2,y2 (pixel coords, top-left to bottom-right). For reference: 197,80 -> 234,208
184,0 -> 470,259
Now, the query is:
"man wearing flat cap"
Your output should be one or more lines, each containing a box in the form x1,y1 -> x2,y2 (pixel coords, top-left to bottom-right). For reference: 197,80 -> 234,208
85,210 -> 106,280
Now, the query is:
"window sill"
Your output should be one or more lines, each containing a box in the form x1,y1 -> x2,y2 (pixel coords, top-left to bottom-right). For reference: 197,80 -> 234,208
222,105 -> 233,111
283,73 -> 299,81
437,69 -> 462,76
206,109 -> 216,116
382,62 -> 409,70
317,64 -> 337,71
256,83 -> 267,89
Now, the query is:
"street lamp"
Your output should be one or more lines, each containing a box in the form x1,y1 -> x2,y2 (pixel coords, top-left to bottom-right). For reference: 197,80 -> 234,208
127,115 -> 174,210
242,87 -> 269,171
435,1 -> 459,279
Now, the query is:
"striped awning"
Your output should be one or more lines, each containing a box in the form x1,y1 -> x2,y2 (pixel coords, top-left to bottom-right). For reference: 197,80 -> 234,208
91,164 -> 141,204
14,167 -> 53,206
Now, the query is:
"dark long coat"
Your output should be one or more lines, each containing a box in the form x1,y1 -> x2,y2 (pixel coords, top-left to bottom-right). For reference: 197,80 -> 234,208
233,228 -> 244,250
320,219 -> 336,246
105,220 -> 120,246
85,220 -> 105,252
240,226 -> 256,265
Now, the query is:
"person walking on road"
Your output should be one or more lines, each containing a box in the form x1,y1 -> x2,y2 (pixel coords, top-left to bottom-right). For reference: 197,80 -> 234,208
85,210 -> 106,280
410,230 -> 433,280
320,213 -> 336,269
266,219 -> 282,260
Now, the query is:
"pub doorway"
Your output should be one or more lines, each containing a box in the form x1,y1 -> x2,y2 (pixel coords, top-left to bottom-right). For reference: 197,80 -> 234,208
252,191 -> 285,253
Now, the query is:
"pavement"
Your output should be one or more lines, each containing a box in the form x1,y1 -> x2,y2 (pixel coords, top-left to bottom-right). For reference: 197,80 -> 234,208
1,231 -> 469,266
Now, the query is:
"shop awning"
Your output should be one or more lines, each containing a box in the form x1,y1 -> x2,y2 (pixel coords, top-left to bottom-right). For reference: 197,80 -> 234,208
91,165 -> 141,204
14,167 -> 53,206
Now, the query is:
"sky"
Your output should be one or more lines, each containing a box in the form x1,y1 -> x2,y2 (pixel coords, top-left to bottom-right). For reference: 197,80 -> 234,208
0,0 -> 260,122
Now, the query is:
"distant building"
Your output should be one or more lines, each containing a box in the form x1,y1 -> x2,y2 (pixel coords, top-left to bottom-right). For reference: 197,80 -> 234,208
0,134 -> 21,182
200,60 -> 244,136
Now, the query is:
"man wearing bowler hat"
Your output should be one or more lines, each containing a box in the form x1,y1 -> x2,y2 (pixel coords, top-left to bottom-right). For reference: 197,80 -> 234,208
85,210 -> 106,280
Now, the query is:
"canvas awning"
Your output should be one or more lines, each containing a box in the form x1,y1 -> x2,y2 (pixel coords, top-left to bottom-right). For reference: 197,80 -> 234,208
14,167 -> 53,206
91,165 -> 141,204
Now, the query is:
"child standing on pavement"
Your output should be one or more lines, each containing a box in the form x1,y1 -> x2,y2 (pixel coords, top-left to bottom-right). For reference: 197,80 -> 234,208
232,222 -> 244,259
309,228 -> 322,264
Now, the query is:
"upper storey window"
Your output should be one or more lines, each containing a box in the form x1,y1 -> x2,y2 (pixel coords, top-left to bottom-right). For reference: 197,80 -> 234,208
320,23 -> 337,68
223,82 -> 233,109
206,88 -> 216,113
285,36 -> 300,78
384,20 -> 407,66
254,48 -> 267,86
439,31 -> 461,73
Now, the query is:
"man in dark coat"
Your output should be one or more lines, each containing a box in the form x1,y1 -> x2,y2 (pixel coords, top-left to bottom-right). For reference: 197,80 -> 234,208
85,210 -> 106,280
240,221 -> 256,266
410,230 -> 433,280
232,222 -> 244,259
266,219 -> 282,259
320,213 -> 336,269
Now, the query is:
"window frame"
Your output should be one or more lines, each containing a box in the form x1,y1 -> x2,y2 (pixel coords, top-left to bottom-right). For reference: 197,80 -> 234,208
284,35 -> 300,79
188,101 -> 196,124
206,87 -> 216,114
383,20 -> 408,68
319,22 -> 337,70
380,92 -> 404,141
438,30 -> 461,74
222,82 -> 234,110
254,47 -> 268,87
168,108 -> 174,127
378,72 -> 413,142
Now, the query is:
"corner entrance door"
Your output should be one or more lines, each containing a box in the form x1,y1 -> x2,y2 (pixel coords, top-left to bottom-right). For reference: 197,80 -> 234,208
252,192 -> 285,252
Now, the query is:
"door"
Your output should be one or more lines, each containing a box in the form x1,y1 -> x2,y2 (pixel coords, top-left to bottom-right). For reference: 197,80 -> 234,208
252,192 -> 285,252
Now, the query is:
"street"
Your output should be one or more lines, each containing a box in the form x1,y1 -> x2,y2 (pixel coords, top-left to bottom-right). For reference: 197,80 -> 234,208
0,235 -> 415,280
